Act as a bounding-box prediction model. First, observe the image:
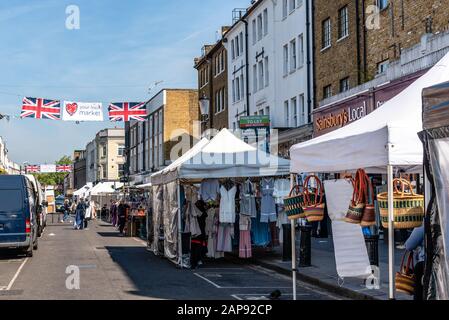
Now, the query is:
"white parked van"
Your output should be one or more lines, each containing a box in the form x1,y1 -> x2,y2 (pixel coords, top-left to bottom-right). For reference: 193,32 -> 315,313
26,175 -> 48,236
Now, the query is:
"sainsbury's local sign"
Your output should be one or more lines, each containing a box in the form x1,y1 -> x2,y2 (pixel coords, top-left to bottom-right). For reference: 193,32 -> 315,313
314,101 -> 368,135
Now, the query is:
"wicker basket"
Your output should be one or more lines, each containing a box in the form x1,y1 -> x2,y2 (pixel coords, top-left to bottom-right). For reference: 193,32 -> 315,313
303,175 -> 325,223
284,185 -> 305,220
377,178 -> 424,229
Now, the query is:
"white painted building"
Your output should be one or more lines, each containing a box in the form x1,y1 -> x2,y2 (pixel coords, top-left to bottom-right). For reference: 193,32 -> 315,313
224,0 -> 313,146
0,136 -> 21,175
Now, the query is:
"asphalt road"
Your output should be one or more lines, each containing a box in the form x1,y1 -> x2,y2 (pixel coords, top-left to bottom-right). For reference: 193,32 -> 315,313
0,219 -> 343,300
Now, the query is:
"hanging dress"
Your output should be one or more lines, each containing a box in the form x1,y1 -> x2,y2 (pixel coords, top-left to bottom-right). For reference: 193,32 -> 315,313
239,215 -> 252,258
219,185 -> 237,223
260,178 -> 277,223
240,180 -> 257,218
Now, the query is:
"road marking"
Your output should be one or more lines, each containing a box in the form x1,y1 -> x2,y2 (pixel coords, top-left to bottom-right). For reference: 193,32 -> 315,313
194,273 -> 222,288
6,258 -> 29,291
0,286 -> 7,291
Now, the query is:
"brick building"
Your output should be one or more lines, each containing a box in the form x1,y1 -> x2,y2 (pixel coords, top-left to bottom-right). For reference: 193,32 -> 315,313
194,30 -> 229,136
126,89 -> 199,184
314,0 -> 449,105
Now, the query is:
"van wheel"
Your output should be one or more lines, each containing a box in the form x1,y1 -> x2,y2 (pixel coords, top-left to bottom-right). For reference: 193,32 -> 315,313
33,238 -> 39,251
25,246 -> 33,257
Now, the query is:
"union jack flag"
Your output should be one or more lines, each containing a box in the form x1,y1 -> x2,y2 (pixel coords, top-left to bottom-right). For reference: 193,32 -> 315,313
108,102 -> 147,122
26,165 -> 40,173
21,97 -> 61,120
56,165 -> 72,173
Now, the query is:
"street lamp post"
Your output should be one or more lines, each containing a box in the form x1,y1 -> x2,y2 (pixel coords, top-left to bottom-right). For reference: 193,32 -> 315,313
199,95 -> 210,138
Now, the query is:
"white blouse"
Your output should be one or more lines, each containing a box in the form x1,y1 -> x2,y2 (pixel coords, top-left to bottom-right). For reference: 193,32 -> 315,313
219,185 -> 237,223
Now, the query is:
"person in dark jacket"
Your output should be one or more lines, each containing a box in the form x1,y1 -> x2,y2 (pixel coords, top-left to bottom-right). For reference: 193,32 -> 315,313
117,200 -> 129,236
75,199 -> 87,230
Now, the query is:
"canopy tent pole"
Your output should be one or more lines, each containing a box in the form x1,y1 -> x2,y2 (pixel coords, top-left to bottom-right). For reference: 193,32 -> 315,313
177,180 -> 183,269
387,164 -> 395,299
290,173 -> 297,301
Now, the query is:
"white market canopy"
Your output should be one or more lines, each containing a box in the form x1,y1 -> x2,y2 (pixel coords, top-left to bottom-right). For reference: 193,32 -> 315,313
73,183 -> 93,197
151,129 -> 291,185
290,52 -> 449,174
88,182 -> 123,196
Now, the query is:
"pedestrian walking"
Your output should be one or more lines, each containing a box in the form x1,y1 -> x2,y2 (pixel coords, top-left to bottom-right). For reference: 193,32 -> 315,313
75,198 -> 87,230
117,199 -> 129,236
63,199 -> 70,222
111,200 -> 118,227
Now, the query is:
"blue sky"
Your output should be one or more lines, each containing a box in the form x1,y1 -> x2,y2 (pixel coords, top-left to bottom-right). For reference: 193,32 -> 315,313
0,0 -> 248,164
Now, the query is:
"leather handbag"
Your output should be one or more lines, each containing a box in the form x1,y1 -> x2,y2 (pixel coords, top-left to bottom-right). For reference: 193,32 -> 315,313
303,175 -> 325,223
284,185 -> 305,220
395,251 -> 416,295
361,171 -> 376,227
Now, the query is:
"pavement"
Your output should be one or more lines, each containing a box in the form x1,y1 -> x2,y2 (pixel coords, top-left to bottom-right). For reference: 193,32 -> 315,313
232,232 -> 413,300
0,218 -> 344,300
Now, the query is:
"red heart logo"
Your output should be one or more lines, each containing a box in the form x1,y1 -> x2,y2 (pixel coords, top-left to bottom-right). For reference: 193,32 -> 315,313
66,103 -> 78,116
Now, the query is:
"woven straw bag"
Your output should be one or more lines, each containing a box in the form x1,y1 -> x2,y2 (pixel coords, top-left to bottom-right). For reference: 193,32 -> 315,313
377,178 -> 424,229
345,169 -> 365,224
284,185 -> 305,220
395,251 -> 416,295
303,175 -> 325,223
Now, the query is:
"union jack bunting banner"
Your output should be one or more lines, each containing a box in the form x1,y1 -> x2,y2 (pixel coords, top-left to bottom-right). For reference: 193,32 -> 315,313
21,97 -> 61,120
56,165 -> 72,173
26,165 -> 40,173
108,102 -> 147,122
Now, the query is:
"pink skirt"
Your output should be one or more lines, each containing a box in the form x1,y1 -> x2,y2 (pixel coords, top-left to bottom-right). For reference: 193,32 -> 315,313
239,230 -> 252,259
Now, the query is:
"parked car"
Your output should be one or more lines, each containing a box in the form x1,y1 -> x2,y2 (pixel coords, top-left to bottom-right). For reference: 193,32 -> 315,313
0,175 -> 39,257
26,174 -> 48,237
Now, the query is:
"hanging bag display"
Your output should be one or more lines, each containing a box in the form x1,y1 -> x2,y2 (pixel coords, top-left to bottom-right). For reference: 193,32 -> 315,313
377,178 -> 424,229
345,169 -> 366,224
284,185 -> 305,220
303,175 -> 325,223
361,172 -> 376,227
395,251 -> 416,295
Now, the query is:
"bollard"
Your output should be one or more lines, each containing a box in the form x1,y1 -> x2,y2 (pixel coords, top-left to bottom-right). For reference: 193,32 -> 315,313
299,225 -> 312,267
364,235 -> 379,267
282,224 -> 292,261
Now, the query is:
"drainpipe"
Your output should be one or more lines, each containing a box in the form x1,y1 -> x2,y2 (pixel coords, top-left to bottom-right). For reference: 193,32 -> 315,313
243,19 -> 250,117
362,0 -> 368,82
355,0 -> 362,85
306,0 -> 313,124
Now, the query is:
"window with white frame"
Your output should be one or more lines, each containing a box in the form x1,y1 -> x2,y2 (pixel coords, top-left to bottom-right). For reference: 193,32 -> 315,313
299,94 -> 305,125
283,44 -> 289,76
282,0 -> 288,19
322,18 -> 331,49
118,145 -> 125,156
235,34 -> 240,57
298,34 -> 304,68
240,74 -> 245,98
236,76 -> 241,101
231,39 -> 235,60
291,97 -> 298,127
264,56 -> 269,87
340,77 -> 350,92
252,19 -> 257,45
232,79 -> 236,103
257,14 -> 263,41
289,0 -> 296,13
265,106 -> 270,117
284,100 -> 290,127
323,85 -> 332,99
338,6 -> 349,39
253,64 -> 258,93
258,60 -> 264,90
263,9 -> 268,36
239,32 -> 244,55
290,39 -> 297,72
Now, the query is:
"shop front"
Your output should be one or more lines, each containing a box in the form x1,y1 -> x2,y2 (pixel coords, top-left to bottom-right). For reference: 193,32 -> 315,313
313,69 -> 428,138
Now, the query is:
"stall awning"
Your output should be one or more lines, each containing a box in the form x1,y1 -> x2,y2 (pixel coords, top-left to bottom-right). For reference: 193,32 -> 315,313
290,52 -> 449,174
88,182 -> 123,196
151,129 -> 291,185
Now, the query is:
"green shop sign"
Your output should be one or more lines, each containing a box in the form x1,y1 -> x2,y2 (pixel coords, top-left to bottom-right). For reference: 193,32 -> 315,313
239,115 -> 271,128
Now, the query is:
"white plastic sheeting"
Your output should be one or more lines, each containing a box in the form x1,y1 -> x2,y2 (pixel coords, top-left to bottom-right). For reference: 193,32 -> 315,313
332,221 -> 371,279
323,179 -> 354,222
290,52 -> 449,174
163,182 -> 178,260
